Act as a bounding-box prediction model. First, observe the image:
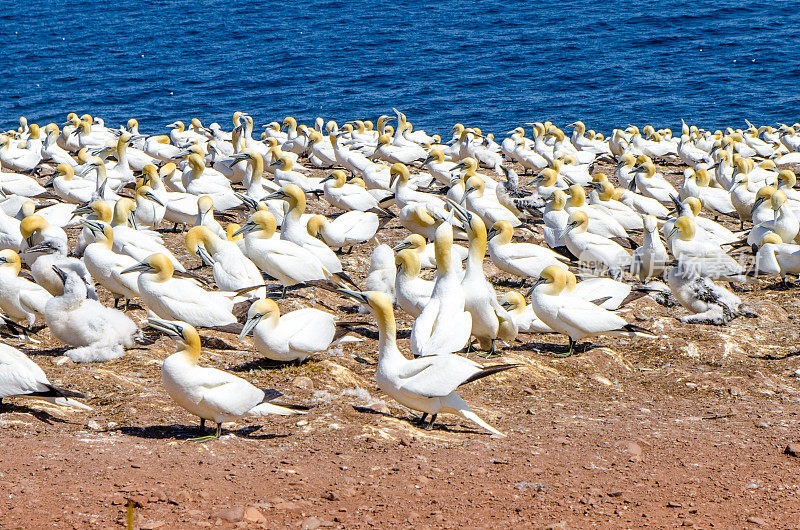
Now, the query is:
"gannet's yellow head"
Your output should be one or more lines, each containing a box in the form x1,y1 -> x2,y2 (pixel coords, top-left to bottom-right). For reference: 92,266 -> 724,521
393,233 -> 427,253
240,298 -> 281,338
753,186 -> 776,213
488,220 -> 514,244
778,169 -> 797,188
550,189 -> 567,211
673,216 -> 696,241
0,249 -> 22,274
499,290 -> 526,312
565,210 -> 589,234
323,169 -> 347,188
395,248 -> 422,277
306,214 -> 327,237
771,190 -> 787,210
464,175 -> 486,199
567,184 -> 586,207
91,200 -> 113,223
762,232 -> 782,245
112,197 -> 137,226
197,195 -> 214,215
534,265 -> 568,295
681,197 -> 701,217
227,223 -> 243,242
55,163 -> 74,180
389,163 -> 410,187
19,215 -> 49,239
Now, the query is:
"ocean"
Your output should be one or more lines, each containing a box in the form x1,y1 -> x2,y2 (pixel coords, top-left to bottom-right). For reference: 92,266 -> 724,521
1,0 -> 798,136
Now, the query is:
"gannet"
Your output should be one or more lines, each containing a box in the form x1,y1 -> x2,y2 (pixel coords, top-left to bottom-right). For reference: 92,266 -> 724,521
123,254 -> 243,329
528,266 -> 654,356
235,211 -> 329,289
80,220 -> 140,307
150,317 -> 305,441
667,216 -> 744,279
306,212 -> 379,252
563,211 -> 631,279
339,289 -> 514,436
666,264 -> 756,325
239,299 -> 339,362
0,342 -> 91,409
499,291 -> 552,333
185,226 -> 266,299
631,215 -> 669,281
392,233 -> 468,270
410,220 -> 472,357
362,244 -> 396,304
45,266 -> 137,363
394,249 -> 434,317
0,249 -> 52,329
322,170 -> 380,212
487,220 -> 570,279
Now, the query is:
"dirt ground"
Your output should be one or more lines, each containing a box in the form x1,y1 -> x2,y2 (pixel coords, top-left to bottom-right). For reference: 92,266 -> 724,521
2,152 -> 800,529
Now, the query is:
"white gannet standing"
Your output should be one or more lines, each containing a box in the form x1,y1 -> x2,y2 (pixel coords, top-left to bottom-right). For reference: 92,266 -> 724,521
0,249 -> 52,329
631,215 -> 669,281
410,220 -> 472,357
454,203 -> 517,354
0,342 -> 91,409
149,317 -> 306,441
338,289 -> 515,436
80,220 -> 140,307
529,266 -> 654,356
239,299 -> 338,362
122,254 -> 243,329
364,244 -> 396,304
45,266 -> 137,363
322,170 -> 380,212
667,216 -> 744,279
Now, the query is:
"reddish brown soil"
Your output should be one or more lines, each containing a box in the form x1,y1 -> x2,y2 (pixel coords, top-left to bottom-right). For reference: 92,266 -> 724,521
2,157 -> 800,529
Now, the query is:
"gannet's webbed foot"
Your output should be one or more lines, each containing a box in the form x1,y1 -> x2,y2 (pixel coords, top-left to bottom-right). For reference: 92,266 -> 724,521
189,422 -> 221,442
553,337 -> 576,357
475,340 -> 501,359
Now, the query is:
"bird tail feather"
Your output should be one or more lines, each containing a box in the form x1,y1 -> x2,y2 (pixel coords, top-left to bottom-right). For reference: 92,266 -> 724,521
458,408 -> 506,437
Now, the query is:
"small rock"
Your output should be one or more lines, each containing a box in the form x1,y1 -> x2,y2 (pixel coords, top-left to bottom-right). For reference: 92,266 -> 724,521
543,522 -> 567,530
107,421 -> 118,430
300,516 -> 322,530
367,401 -> 389,414
275,501 -> 299,510
322,491 -> 340,502
591,374 -> 612,386
293,376 -> 314,390
140,521 -> 165,530
754,421 -> 769,428
296,420 -> 308,427
784,443 -> 800,457
209,507 -> 244,523
728,386 -> 743,396
242,507 -> 265,523
85,419 -> 104,431
746,515 -> 767,526
616,440 -> 643,462
667,501 -> 682,508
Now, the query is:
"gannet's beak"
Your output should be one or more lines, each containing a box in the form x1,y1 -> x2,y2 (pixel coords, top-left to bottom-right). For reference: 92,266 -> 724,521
52,265 -> 68,285
195,245 -> 215,267
238,312 -> 264,341
147,317 -> 183,337
121,261 -> 154,274
392,241 -> 413,252
337,288 -> 369,304
232,221 -> 256,237
265,189 -> 288,200
144,191 -> 165,206
525,276 -> 547,298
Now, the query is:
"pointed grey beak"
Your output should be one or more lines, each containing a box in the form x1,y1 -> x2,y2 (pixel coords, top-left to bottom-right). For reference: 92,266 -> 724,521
337,288 -> 369,304
52,265 -> 68,284
121,262 -> 153,274
238,313 -> 263,341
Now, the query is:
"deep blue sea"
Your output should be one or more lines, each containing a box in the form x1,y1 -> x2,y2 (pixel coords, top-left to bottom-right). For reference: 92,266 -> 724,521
2,0 -> 799,136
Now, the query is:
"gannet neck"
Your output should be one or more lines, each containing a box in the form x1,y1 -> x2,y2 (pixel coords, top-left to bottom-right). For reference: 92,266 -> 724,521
306,215 -> 326,237
20,215 -> 48,238
568,185 -> 586,207
395,249 -> 421,278
433,221 -> 454,274
495,220 -> 514,245
371,292 -> 399,355
112,198 -> 135,227
150,253 -> 175,282
178,325 -> 202,364
466,216 -> 488,266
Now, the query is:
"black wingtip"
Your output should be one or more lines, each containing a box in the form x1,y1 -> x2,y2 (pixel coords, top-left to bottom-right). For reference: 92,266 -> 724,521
460,363 -> 522,387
